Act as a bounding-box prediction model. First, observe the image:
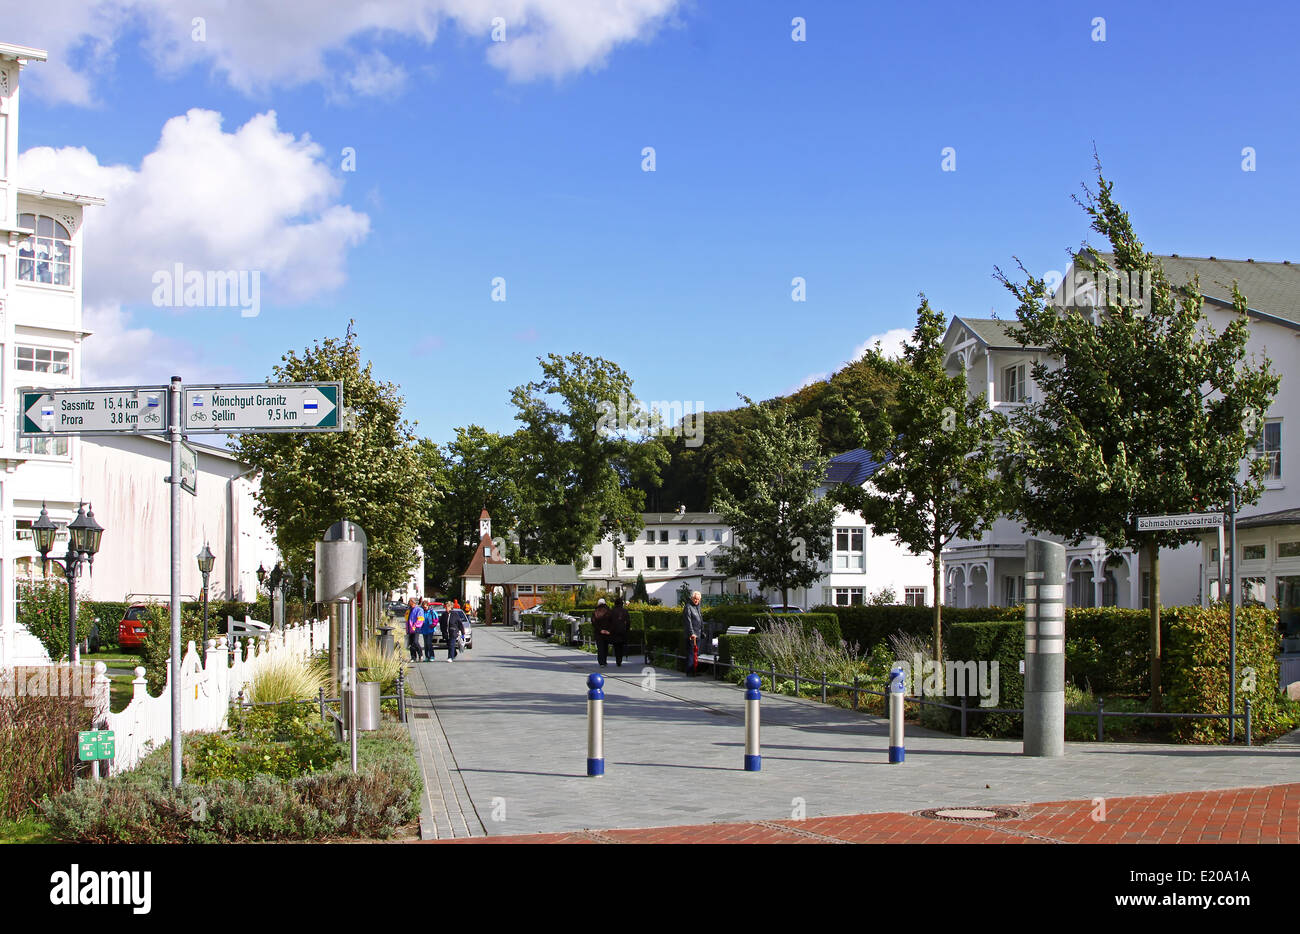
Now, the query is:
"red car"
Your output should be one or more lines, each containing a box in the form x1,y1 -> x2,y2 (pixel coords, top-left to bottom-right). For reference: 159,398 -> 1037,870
118,603 -> 153,649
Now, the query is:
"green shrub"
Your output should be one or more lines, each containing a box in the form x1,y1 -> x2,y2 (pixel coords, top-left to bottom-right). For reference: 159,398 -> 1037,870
42,722 -> 419,842
188,705 -> 342,782
1064,607 -> 1153,695
247,654 -> 330,705
1164,604 -> 1297,742
939,620 -> 1025,737
140,607 -> 206,696
16,579 -> 90,663
630,605 -> 686,631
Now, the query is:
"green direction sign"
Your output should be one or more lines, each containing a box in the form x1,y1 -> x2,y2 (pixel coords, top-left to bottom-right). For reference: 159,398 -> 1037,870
182,382 -> 342,433
21,386 -> 168,436
78,729 -> 115,762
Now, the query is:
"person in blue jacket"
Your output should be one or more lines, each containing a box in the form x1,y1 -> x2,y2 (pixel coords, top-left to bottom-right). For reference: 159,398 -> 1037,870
405,598 -> 424,662
421,600 -> 438,662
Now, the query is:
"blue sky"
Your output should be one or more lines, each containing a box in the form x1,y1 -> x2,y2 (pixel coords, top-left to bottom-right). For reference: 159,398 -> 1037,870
11,1 -> 1300,443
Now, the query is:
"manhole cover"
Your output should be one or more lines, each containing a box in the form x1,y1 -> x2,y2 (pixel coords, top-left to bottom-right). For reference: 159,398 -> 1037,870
915,806 -> 1018,822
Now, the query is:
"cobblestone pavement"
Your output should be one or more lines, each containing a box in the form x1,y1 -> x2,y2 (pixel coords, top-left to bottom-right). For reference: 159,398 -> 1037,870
406,626 -> 1300,840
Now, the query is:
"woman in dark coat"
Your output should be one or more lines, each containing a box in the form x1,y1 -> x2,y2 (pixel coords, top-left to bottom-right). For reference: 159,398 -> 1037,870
608,595 -> 631,668
592,598 -> 613,667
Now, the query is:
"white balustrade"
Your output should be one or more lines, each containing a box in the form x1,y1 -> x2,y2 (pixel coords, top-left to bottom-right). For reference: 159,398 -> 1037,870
96,617 -> 329,773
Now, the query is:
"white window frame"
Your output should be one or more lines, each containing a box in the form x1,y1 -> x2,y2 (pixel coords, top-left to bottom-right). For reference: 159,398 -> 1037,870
1003,363 -> 1027,403
16,345 -> 72,376
904,586 -> 926,607
1254,418 -> 1282,481
16,213 -> 74,288
834,527 -> 865,572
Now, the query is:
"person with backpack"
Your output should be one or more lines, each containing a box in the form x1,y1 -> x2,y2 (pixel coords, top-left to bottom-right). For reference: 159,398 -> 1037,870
421,600 -> 438,662
443,607 -> 464,662
405,598 -> 424,662
608,595 -> 631,667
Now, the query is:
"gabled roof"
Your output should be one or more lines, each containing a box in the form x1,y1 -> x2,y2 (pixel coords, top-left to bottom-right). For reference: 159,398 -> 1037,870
642,512 -> 725,525
461,533 -> 505,579
823,448 -> 885,487
948,316 -> 1043,351
1088,253 -> 1300,330
483,564 -> 582,586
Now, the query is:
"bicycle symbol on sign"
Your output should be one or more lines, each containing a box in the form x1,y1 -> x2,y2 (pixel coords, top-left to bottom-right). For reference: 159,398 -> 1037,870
191,410 -> 208,423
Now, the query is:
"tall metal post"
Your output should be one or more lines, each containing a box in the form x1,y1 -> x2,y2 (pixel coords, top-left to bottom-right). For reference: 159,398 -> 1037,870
1228,489 -> 1237,744
168,375 -> 183,787
1023,538 -> 1066,757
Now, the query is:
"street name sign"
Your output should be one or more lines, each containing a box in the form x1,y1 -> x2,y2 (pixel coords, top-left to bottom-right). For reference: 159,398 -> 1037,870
20,386 -> 168,436
182,382 -> 342,433
78,729 -> 115,762
1136,512 -> 1225,532
180,440 -> 198,496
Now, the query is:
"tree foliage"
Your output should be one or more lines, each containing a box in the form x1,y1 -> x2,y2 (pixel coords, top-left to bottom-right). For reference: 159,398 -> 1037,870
509,352 -> 668,567
996,166 -> 1280,700
710,397 -> 836,608
833,298 -> 1006,662
233,325 -> 428,594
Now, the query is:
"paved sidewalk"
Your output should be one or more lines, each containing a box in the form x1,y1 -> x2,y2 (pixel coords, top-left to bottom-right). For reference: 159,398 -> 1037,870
404,660 -> 486,839
433,782 -> 1300,844
409,626 -> 1299,839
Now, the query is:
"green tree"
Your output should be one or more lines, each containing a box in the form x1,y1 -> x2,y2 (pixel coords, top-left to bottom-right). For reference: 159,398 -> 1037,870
997,168 -> 1279,705
631,572 -> 649,603
833,299 -> 1006,664
233,324 -> 429,596
416,427 -> 520,595
509,353 -> 668,566
711,397 -> 836,609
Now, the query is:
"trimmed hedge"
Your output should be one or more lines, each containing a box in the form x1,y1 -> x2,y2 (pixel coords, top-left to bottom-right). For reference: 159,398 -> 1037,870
1063,607 -> 1153,695
1164,604 -> 1295,742
811,603 -> 1023,653
716,633 -> 762,671
941,621 -> 1026,736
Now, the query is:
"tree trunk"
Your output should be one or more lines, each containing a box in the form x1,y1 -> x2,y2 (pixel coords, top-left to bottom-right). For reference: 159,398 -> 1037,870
932,544 -> 943,663
1148,540 -> 1162,711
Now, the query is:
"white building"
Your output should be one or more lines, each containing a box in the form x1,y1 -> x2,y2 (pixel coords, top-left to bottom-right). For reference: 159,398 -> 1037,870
581,510 -> 739,603
0,43 -> 105,666
77,435 -> 280,604
941,254 -> 1300,615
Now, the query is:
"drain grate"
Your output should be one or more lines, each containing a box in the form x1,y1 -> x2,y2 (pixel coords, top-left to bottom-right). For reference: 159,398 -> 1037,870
915,806 -> 1018,822
414,713 -> 430,719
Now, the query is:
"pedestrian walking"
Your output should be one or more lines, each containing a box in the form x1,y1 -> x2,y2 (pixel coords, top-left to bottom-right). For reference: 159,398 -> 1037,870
421,600 -> 438,662
405,598 -> 424,662
608,595 -> 631,667
683,590 -> 704,675
592,598 -> 612,667
444,607 -> 464,662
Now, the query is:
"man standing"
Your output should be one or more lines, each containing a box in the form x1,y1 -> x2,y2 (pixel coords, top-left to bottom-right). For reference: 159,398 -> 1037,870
682,590 -> 704,676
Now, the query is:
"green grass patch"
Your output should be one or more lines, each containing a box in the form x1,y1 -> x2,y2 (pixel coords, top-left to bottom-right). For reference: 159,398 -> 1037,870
0,813 -> 56,844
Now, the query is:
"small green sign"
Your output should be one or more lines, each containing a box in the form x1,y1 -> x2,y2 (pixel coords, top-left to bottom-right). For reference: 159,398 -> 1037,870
78,729 -> 115,762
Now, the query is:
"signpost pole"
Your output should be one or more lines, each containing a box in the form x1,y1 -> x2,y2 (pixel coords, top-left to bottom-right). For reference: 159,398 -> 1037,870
169,375 -> 183,787
1228,489 -> 1237,744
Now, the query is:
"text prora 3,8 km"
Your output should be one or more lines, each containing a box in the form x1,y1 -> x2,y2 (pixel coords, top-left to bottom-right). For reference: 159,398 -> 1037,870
1132,870 -> 1251,885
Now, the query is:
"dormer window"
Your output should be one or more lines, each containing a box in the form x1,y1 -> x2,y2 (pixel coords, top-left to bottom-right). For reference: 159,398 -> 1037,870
17,214 -> 73,286
1003,363 -> 1027,403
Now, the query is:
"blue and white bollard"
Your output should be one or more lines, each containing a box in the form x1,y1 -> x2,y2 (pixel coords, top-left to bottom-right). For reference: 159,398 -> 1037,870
587,672 -> 605,777
888,666 -> 906,764
744,673 -> 762,771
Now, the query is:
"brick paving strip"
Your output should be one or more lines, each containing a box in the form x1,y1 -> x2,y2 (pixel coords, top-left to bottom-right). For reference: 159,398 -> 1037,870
429,783 -> 1300,844
404,661 -> 486,839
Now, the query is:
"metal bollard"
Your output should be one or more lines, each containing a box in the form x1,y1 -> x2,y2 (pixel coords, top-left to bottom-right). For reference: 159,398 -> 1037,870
1097,696 -> 1105,742
396,670 -> 407,723
587,673 -> 605,777
744,673 -> 762,771
1245,698 -> 1252,747
888,666 -> 906,764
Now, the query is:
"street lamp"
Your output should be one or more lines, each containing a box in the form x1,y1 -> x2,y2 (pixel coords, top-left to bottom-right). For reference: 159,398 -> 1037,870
196,542 -> 215,659
33,502 -> 105,664
257,563 -> 266,587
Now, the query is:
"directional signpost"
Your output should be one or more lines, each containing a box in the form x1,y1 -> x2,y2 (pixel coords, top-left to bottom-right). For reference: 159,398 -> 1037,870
22,386 -> 168,436
183,382 -> 341,433
21,376 -> 347,787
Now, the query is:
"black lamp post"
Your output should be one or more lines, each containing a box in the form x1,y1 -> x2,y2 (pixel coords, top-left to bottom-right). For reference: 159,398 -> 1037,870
257,563 -> 266,589
32,502 -> 104,664
196,542 -> 215,659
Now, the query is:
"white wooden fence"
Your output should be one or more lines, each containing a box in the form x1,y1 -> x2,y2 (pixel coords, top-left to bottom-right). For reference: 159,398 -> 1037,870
92,618 -> 329,773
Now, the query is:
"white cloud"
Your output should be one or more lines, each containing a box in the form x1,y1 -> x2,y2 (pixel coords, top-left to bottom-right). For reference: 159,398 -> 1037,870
9,0 -> 684,105
19,108 -> 369,308
787,328 -> 913,395
18,108 -> 369,381
79,302 -> 240,386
